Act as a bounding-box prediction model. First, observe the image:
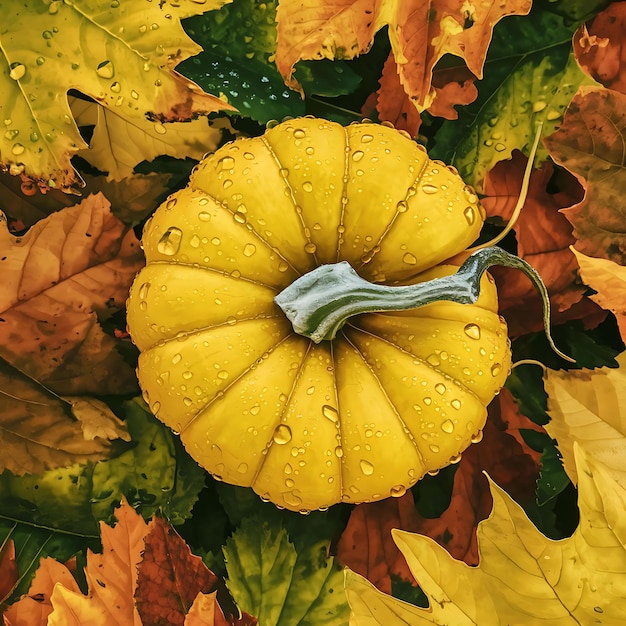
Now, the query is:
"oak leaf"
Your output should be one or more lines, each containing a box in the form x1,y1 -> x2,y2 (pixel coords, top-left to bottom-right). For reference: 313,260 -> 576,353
135,516 -> 218,626
275,0 -> 530,117
47,500 -> 148,626
544,85 -> 626,264
572,247 -> 626,342
0,193 -> 143,395
345,444 -> 626,624
0,360 -> 123,476
573,2 -> 626,94
544,352 -> 626,490
3,557 -> 80,626
0,0 -> 233,190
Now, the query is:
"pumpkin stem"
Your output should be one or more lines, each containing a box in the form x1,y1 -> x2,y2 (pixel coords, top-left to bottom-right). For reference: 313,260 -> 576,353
275,246 -> 575,362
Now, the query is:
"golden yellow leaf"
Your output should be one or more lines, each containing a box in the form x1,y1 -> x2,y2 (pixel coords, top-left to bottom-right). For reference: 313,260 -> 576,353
345,444 -> 626,624
544,352 -> 626,488
64,396 -> 131,443
572,247 -> 626,344
1,0 -> 233,190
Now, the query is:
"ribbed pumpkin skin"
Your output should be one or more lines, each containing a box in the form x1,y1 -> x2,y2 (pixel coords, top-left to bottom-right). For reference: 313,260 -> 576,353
127,118 -> 511,512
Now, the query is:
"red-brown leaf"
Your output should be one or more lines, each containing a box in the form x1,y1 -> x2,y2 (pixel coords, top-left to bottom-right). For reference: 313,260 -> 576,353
135,517 -> 219,626
0,541 -> 18,606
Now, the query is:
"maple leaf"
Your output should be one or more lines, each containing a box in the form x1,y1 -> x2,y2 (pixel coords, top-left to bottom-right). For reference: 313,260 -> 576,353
3,557 -> 80,626
0,193 -> 143,395
0,540 -> 18,608
480,151 -> 604,336
69,97 -> 223,181
0,0 -> 234,190
275,0 -> 530,119
0,360 -> 123,476
47,499 -> 148,626
572,248 -> 626,342
544,85 -> 626,264
544,352 -> 626,490
345,444 -> 626,624
573,2 -> 626,94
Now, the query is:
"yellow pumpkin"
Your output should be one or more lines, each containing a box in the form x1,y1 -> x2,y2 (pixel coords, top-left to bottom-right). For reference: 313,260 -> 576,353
126,117 -> 512,512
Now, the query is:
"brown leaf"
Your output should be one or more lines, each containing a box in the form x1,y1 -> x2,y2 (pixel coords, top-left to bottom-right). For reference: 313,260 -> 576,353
544,86 -> 626,264
0,193 -> 143,395
481,150 -> 604,336
3,558 -> 80,626
412,389 -> 543,565
0,360 -> 121,475
135,517 -> 219,626
335,491 -> 422,595
429,63 -> 478,119
0,540 -> 18,606
573,3 -> 626,94
64,396 -> 130,442
184,592 -> 229,626
47,499 -> 148,626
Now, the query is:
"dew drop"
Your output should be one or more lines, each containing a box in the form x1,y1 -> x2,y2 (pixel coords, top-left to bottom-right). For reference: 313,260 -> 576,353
96,60 -> 114,79
304,242 -> 317,254
463,206 -> 476,225
182,371 -> 193,380
360,134 -> 374,143
390,484 -> 406,497
396,200 -> 408,213
402,252 -> 417,265
464,323 -> 481,340
450,453 -> 462,464
157,226 -> 182,255
322,404 -> 339,423
9,63 -> 26,80
423,397 -> 432,406
429,444 -> 440,453
352,150 -> 364,162
11,143 -> 25,156
302,181 -> 313,192
334,446 -> 344,458
270,423 -> 291,445
138,282 -> 151,300
421,184 -> 439,194
293,128 -> 306,139
283,491 -> 302,508
243,243 -> 256,257
471,430 -> 484,444
491,363 -> 502,377
451,399 -> 462,411
237,462 -> 248,474
223,179 -> 233,189
189,234 -> 201,248
360,459 -> 374,475
441,419 -> 455,433
250,404 -> 261,416
198,211 -> 211,222
217,370 -> 229,380
426,354 -> 440,367
172,353 -> 182,364
154,122 -> 167,135
434,382 -> 446,395
278,261 -> 289,272
151,400 -> 161,414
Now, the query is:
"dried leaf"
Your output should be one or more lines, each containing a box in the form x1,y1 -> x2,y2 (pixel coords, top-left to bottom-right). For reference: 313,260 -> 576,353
0,0 -> 233,190
64,397 -> 130,442
184,592 -> 225,626
3,558 -> 80,626
346,444 -> 626,624
544,86 -> 626,264
71,99 -> 223,181
544,353 -> 626,489
572,247 -> 626,342
0,193 -> 143,395
47,500 -> 148,626
0,360 -> 121,476
275,0 -> 530,115
573,3 -> 626,94
0,540 -> 17,606
135,517 -> 218,626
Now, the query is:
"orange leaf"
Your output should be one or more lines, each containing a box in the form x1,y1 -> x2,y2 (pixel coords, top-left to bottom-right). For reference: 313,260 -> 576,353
135,517 -> 218,626
0,541 -> 17,606
3,558 -> 80,626
0,192 -> 143,395
275,0 -> 530,113
412,389 -> 543,565
335,491 -> 422,594
47,500 -> 148,626
481,150 -> 605,336
544,86 -> 626,265
573,3 -> 626,94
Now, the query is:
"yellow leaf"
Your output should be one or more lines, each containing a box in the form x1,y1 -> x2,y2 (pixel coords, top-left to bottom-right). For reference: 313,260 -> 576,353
64,396 -> 131,442
345,444 -> 626,624
47,500 -> 148,626
544,352 -> 626,488
1,0 -> 233,191
71,99 -> 223,181
572,247 -> 626,344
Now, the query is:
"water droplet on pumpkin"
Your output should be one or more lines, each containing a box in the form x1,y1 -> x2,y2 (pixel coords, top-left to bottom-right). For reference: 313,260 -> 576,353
273,424 -> 292,444
243,243 -> 256,257
441,419 -> 454,433
302,181 -> 313,192
138,282 -> 151,299
334,446 -> 344,458
11,143 -> 25,155
352,150 -> 364,162
150,400 -> 161,413
435,383 -> 446,395
426,354 -> 440,367
421,184 -> 439,194
360,460 -> 374,475
293,128 -> 306,139
278,261 -> 289,272
403,252 -> 417,265
283,491 -> 302,508
390,485 -> 406,497
157,226 -> 182,255
9,63 -> 26,80
304,242 -> 317,254
451,399 -> 462,410
36,56 -> 45,66
471,430 -> 484,444
322,405 -> 338,423
396,200 -> 408,213
96,60 -> 114,78
429,444 -> 440,453
217,370 -> 229,380
463,206 -> 476,225
361,134 -> 374,143
450,453 -> 462,464
464,323 -> 481,340
189,234 -> 201,248
423,397 -> 432,406
198,211 -> 211,222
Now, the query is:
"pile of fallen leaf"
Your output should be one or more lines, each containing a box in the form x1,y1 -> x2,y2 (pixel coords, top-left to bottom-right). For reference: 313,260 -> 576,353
2,0 -> 626,624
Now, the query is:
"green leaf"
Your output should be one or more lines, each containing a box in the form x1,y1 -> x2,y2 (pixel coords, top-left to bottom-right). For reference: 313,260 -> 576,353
0,518 -> 96,603
536,445 -> 571,507
224,516 -> 349,626
505,365 -> 550,426
90,398 -> 205,526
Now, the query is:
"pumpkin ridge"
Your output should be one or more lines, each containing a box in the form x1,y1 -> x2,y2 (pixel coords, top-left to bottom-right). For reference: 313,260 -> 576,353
177,326 -> 295,436
344,320 -> 485,406
248,339 -> 313,492
353,148 -> 430,274
340,330 -> 426,474
329,339 -> 345,499
260,134 -> 320,268
145,259 -> 283,292
335,124 -> 351,263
